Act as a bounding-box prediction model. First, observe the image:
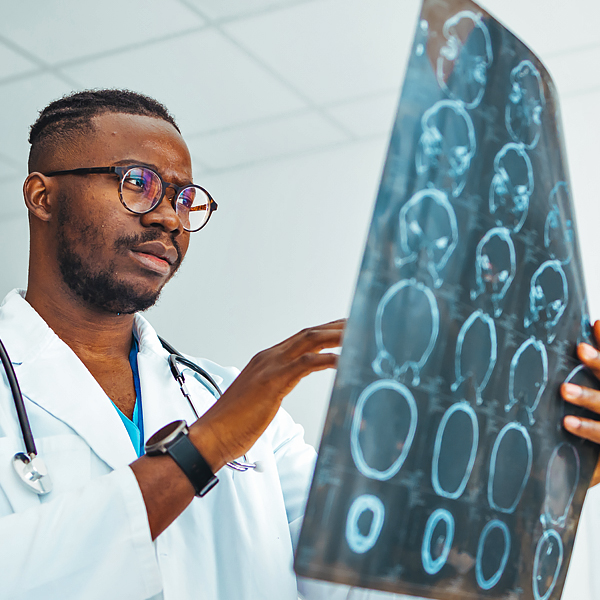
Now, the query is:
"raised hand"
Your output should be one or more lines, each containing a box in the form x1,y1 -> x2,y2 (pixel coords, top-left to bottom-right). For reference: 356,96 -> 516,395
562,320 -> 600,486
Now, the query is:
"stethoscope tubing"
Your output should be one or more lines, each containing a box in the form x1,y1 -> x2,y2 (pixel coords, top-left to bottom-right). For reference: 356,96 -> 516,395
160,337 -> 256,472
0,339 -> 37,457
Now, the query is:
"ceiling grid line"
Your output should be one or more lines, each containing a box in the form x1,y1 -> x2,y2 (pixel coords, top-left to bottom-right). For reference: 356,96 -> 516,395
0,33 -> 80,89
176,0 -> 360,142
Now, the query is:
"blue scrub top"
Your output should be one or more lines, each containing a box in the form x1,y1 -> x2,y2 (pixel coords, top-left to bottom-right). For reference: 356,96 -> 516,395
111,338 -> 144,457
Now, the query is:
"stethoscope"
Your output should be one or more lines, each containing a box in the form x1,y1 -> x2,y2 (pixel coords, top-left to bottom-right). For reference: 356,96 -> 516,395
0,336 -> 256,496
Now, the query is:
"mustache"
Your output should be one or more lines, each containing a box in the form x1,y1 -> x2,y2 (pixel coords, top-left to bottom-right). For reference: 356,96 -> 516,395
114,229 -> 183,268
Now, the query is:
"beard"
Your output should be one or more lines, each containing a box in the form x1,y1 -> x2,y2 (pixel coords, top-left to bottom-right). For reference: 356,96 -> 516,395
56,193 -> 182,315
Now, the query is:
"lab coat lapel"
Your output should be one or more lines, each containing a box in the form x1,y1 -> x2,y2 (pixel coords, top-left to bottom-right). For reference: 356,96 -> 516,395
16,341 -> 138,469
136,351 -> 196,443
133,315 -> 220,442
0,290 -> 138,469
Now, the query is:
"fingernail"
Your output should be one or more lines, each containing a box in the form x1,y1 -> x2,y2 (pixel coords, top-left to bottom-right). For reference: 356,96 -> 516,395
580,343 -> 598,360
564,415 -> 581,431
563,383 -> 582,399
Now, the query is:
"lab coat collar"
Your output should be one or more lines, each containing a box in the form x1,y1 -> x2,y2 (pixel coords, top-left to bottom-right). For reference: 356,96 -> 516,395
0,289 -> 189,469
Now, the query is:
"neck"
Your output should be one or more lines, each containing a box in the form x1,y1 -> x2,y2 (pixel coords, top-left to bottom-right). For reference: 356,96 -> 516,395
25,279 -> 135,363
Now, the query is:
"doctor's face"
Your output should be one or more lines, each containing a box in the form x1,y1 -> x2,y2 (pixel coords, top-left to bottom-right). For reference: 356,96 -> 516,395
51,112 -> 192,314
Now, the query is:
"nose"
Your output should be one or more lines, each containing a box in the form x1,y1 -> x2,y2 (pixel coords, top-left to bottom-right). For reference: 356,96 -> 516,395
139,189 -> 184,235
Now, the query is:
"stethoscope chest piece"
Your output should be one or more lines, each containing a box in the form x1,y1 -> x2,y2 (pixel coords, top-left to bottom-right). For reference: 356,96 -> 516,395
13,452 -> 53,495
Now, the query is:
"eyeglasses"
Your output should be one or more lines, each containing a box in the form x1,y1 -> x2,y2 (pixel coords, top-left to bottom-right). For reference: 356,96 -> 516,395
43,165 -> 217,232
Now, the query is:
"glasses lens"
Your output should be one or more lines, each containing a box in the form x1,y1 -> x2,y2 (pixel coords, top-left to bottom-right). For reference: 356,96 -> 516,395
176,186 -> 212,232
120,167 -> 162,213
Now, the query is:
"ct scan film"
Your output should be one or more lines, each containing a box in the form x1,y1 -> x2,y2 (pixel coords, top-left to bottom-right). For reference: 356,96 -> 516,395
294,0 -> 600,598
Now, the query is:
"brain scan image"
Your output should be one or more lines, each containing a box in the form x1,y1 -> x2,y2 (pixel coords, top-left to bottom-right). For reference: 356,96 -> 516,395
345,494 -> 385,555
505,337 -> 548,425
372,279 -> 439,386
350,380 -> 418,481
395,188 -> 459,288
541,443 -> 580,529
416,100 -> 476,198
432,402 -> 479,499
489,143 -> 534,233
524,260 -> 568,344
506,60 -> 546,150
451,310 -> 497,404
422,509 -> 455,575
436,11 -> 493,109
544,182 -> 574,265
532,529 -> 563,600
488,422 -> 533,514
475,520 -> 511,590
470,228 -> 516,317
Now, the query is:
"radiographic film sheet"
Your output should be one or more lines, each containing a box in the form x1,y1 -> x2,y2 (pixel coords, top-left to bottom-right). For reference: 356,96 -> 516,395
294,1 -> 600,599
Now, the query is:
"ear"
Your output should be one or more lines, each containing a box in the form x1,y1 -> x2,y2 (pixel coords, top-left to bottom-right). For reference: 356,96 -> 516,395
23,172 -> 54,222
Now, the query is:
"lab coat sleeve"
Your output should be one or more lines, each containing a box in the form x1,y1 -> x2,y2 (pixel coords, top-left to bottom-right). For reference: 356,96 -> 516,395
0,465 -> 162,600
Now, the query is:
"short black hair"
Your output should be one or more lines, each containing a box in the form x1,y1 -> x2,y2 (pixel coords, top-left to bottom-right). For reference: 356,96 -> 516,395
28,89 -> 180,172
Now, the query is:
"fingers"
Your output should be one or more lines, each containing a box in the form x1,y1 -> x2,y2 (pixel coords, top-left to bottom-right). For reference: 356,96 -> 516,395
562,381 -> 600,444
563,415 -> 600,445
279,321 -> 346,356
309,318 -> 346,330
289,351 -> 339,380
561,382 -> 600,414
576,342 -> 600,381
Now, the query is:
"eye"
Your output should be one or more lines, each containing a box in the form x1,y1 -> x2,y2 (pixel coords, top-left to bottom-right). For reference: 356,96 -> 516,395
124,174 -> 146,191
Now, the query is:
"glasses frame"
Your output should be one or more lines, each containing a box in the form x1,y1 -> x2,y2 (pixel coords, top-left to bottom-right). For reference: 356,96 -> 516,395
43,165 -> 218,232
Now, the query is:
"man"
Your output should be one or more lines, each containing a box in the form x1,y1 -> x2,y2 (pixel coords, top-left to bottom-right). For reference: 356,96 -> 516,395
0,89 -> 344,599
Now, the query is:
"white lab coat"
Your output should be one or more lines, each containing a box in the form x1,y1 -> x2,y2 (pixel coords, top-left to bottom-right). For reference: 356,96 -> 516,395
0,289 -> 319,600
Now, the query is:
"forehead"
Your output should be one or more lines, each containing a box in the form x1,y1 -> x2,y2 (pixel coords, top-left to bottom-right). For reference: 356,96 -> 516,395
84,112 -> 192,181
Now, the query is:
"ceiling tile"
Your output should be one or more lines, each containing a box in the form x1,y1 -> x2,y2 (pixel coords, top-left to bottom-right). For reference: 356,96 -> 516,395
0,0 -> 205,65
480,0 -> 600,58
223,0 -> 418,105
326,91 -> 400,138
0,74 -> 75,163
184,0 -> 303,21
62,30 -> 306,137
186,111 -> 348,170
0,43 -> 38,80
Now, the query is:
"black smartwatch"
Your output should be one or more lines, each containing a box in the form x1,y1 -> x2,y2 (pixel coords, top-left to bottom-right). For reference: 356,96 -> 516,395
145,420 -> 218,497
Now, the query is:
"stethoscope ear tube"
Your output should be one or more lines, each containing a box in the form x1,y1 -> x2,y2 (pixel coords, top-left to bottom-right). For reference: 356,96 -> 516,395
159,337 -> 257,473
0,338 -> 37,457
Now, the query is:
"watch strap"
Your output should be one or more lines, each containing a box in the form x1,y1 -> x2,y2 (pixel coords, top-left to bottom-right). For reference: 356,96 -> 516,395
167,434 -> 218,497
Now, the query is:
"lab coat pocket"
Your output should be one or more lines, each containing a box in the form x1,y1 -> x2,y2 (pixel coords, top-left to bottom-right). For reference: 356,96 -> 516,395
33,435 -> 92,504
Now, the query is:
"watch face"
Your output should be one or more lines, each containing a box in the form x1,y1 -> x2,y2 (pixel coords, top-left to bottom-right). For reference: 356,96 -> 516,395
146,420 -> 187,450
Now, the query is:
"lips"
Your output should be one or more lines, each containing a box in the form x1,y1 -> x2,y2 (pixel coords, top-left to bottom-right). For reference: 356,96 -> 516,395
131,241 -> 178,266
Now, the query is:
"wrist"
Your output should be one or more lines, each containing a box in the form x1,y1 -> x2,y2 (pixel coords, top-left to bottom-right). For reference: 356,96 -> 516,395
145,420 -> 218,497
